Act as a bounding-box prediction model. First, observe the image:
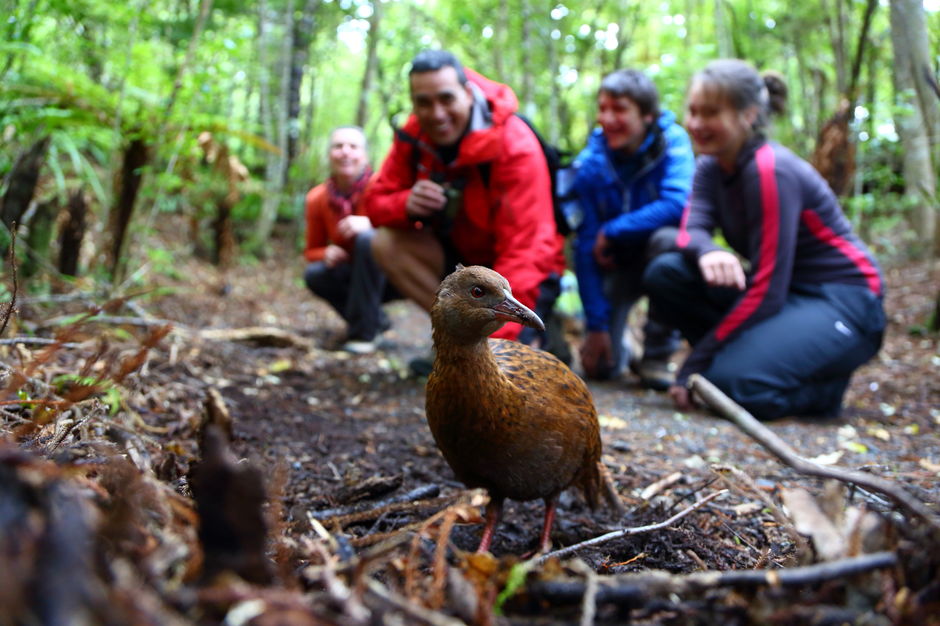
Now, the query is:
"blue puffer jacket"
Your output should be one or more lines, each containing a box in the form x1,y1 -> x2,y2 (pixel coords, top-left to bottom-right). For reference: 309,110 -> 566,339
571,111 -> 694,332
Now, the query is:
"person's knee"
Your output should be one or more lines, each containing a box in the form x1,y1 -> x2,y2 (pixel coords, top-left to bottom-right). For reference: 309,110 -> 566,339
646,226 -> 679,259
304,262 -> 329,294
353,228 -> 375,256
642,252 -> 687,297
371,228 -> 395,270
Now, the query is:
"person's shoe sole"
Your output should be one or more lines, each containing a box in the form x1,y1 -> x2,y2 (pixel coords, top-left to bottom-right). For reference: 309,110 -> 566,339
342,340 -> 377,355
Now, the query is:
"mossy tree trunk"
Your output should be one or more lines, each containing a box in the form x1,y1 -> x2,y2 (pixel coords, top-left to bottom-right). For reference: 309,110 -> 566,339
58,190 -> 87,278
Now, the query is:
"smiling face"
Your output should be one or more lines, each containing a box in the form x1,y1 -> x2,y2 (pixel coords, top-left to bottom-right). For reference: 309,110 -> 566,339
597,91 -> 653,154
684,79 -> 758,170
410,66 -> 474,148
327,127 -> 368,187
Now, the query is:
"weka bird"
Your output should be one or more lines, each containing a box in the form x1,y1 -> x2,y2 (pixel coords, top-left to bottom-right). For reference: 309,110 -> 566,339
426,265 -> 613,553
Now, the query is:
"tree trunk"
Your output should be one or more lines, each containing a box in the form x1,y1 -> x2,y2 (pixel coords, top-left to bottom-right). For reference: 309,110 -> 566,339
163,0 -> 214,128
494,0 -> 508,82
714,0 -> 733,57
107,137 -> 149,279
22,198 -> 57,279
811,0 -> 877,196
253,0 -> 289,252
58,190 -> 87,277
889,0 -> 939,256
355,0 -> 381,129
288,0 -> 321,168
519,0 -> 534,118
1,136 -> 50,258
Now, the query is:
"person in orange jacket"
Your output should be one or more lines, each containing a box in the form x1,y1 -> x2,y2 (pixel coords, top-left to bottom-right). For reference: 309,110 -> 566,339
303,126 -> 396,354
364,50 -> 566,373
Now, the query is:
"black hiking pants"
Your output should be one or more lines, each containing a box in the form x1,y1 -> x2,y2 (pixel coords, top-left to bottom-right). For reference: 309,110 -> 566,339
644,252 -> 885,419
304,230 -> 398,342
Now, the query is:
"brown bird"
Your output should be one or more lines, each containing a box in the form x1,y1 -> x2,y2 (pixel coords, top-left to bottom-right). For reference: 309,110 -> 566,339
425,265 -> 616,553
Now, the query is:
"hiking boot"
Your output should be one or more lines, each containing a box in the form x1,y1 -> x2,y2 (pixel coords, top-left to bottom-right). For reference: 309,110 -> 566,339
342,339 -> 378,355
635,358 -> 675,391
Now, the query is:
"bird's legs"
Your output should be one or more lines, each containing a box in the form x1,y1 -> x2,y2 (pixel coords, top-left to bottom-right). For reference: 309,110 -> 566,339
537,496 -> 559,554
476,497 -> 504,553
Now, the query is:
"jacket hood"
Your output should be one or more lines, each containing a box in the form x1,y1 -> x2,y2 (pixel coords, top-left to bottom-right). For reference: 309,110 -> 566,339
462,67 -> 518,126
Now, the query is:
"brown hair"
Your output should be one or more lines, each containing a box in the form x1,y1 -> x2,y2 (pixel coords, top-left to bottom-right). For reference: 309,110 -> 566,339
691,59 -> 788,132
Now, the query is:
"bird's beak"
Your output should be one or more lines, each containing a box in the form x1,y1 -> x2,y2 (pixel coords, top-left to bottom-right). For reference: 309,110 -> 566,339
491,289 -> 545,331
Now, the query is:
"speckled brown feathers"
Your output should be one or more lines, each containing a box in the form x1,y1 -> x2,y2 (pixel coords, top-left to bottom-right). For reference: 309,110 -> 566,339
425,265 -> 604,552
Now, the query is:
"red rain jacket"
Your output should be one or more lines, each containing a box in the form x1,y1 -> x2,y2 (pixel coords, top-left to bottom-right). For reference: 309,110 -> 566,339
365,68 -> 565,339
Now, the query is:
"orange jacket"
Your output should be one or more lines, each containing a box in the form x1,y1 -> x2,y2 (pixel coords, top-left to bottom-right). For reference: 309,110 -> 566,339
364,68 -> 564,339
303,180 -> 370,263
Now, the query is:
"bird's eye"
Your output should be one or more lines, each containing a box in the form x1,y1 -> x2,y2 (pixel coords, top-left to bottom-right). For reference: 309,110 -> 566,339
470,285 -> 485,298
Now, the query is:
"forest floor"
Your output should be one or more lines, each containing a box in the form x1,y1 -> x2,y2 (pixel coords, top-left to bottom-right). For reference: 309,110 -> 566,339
2,235 -> 939,624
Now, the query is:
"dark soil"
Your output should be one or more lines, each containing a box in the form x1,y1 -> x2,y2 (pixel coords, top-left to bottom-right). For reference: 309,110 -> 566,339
3,240 -> 938,624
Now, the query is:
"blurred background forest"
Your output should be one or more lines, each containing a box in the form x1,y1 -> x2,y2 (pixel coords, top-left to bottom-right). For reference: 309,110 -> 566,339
1,0 -> 938,295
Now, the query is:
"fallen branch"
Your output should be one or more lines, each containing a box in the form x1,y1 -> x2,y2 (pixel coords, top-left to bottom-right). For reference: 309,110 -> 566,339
689,374 -> 940,535
365,578 -> 465,626
197,326 -> 310,349
525,551 -> 898,606
0,337 -> 83,348
1,228 -> 19,337
310,484 -> 442,522
536,489 -> 728,564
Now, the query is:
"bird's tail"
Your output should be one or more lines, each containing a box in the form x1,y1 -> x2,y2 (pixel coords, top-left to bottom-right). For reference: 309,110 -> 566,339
581,461 -> 625,516
597,461 -> 626,516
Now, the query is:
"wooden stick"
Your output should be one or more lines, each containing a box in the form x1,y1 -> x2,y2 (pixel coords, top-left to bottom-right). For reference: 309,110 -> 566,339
366,578 -> 466,626
536,489 -> 728,564
525,551 -> 898,604
0,337 -> 83,348
688,374 -> 940,534
310,484 -> 442,522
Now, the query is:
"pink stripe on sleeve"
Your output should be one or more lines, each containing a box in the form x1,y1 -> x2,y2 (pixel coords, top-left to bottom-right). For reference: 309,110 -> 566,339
801,209 -> 883,295
715,144 -> 779,341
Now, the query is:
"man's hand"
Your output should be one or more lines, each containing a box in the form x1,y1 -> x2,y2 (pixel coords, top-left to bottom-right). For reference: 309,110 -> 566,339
580,330 -> 614,379
323,244 -> 350,268
337,215 -> 372,240
668,384 -> 695,411
592,230 -> 616,271
405,179 -> 448,220
698,250 -> 746,290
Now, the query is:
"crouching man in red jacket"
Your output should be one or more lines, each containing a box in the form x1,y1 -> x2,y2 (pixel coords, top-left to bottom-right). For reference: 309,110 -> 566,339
365,49 -> 566,374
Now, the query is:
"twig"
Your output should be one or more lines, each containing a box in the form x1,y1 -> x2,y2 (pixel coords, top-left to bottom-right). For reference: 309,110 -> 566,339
306,540 -> 370,623
301,530 -> 414,580
711,463 -> 809,557
41,314 -> 179,329
365,578 -> 466,626
310,484 -> 442,521
689,374 -> 940,534
18,292 -> 106,305
536,490 -> 728,564
1,228 -> 19,337
640,471 -> 683,500
525,551 -> 898,605
0,337 -> 83,348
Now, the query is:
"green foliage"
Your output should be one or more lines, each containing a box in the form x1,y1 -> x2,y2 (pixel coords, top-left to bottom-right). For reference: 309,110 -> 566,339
52,374 -> 123,416
0,0 -> 936,282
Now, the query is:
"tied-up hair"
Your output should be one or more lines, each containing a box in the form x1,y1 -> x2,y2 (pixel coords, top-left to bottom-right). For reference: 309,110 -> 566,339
692,59 -> 788,133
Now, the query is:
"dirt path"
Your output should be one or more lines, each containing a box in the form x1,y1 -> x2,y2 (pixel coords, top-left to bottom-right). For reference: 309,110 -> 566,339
4,244 -> 938,623
148,253 -> 938,562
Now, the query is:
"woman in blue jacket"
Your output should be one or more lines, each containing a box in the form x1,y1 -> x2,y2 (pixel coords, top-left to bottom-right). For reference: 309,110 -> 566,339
571,69 -> 695,388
